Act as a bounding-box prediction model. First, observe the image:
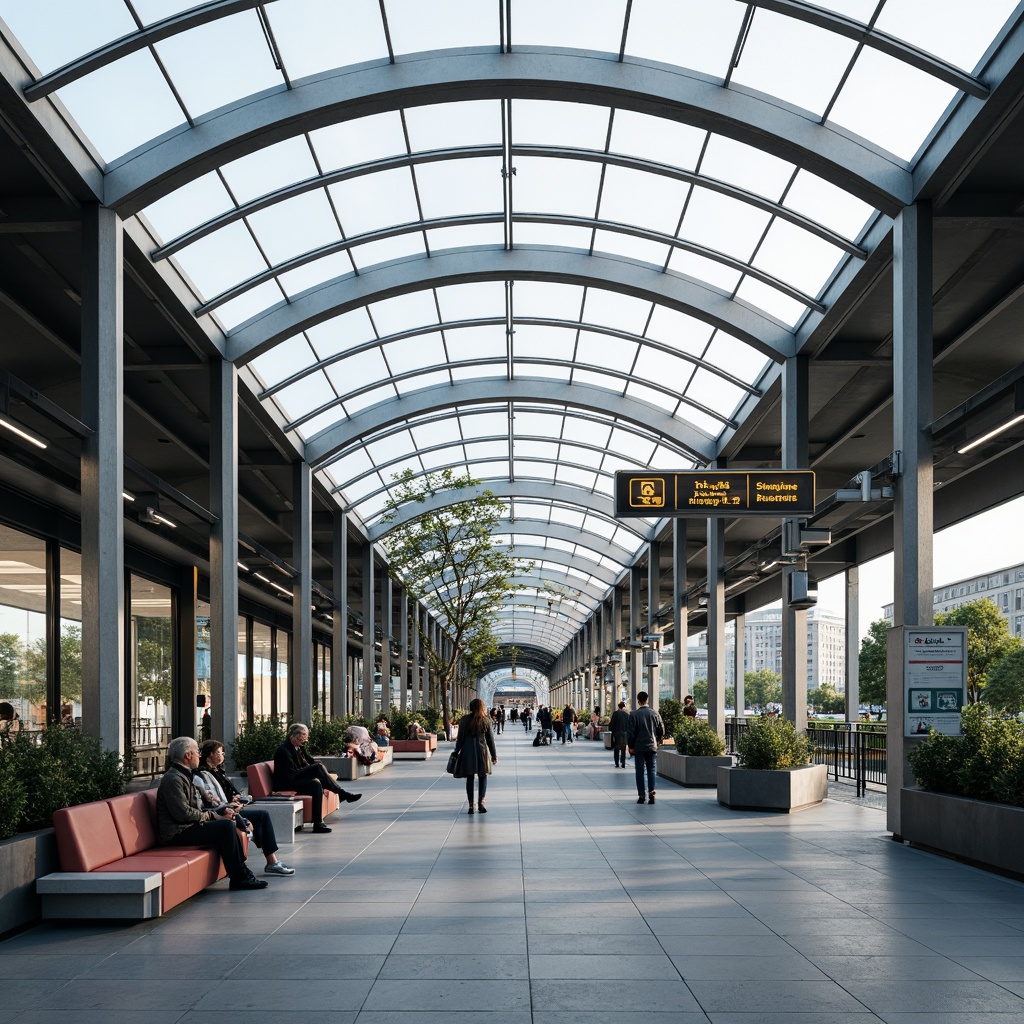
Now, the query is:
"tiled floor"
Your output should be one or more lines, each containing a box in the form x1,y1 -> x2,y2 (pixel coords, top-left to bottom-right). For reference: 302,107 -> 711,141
4,727 -> 1024,1023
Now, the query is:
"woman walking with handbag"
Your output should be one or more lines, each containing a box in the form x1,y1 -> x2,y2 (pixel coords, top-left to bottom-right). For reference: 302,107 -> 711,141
453,698 -> 498,814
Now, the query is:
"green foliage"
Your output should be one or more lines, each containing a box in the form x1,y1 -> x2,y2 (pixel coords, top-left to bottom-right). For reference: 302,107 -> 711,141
688,680 -> 735,710
0,749 -> 27,840
909,704 -> 1024,806
230,716 -> 287,769
658,698 -> 684,738
983,648 -> 1024,714
736,716 -> 812,770
6,728 -> 132,833
744,669 -> 782,710
807,681 -> 845,715
674,719 -> 725,756
418,705 -> 441,732
387,707 -> 428,740
305,710 -> 349,755
379,469 -> 533,728
857,619 -> 890,709
341,713 -> 371,732
935,599 -> 1022,703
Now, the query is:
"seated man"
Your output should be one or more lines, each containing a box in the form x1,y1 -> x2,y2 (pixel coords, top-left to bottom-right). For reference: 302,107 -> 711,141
156,736 -> 267,891
274,722 -> 361,834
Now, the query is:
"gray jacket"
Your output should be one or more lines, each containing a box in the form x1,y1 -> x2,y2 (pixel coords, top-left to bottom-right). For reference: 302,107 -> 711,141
156,763 -> 217,842
626,705 -> 664,753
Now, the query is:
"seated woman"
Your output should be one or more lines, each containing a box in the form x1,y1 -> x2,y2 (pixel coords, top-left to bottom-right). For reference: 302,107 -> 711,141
374,717 -> 391,746
345,724 -> 380,765
0,701 -> 20,745
195,739 -> 295,876
406,720 -> 428,741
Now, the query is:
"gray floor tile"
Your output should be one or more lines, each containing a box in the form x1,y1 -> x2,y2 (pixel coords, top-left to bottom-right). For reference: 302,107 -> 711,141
845,979 -> 1024,1014
688,978 -> 867,1013
377,953 -> 528,979
193,978 -> 374,1011
226,953 -> 386,979
528,953 -> 680,979
364,979 -> 530,1010
810,955 -> 981,981
673,954 -> 828,980
531,978 -> 702,1012
948,956 -> 1024,981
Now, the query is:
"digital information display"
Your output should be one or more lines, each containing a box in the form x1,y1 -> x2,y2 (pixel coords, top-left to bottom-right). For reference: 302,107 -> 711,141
614,471 -> 816,518
903,628 -> 966,737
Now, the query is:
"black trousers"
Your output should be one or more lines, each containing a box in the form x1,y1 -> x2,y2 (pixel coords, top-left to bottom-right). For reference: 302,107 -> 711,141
290,763 -> 343,824
162,818 -> 251,882
239,807 -> 278,857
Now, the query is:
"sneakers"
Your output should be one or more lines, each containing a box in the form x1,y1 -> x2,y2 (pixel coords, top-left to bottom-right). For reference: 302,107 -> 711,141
312,823 -> 332,833
637,795 -> 645,804
478,802 -> 487,813
342,791 -> 362,803
467,805 -> 474,814
229,876 -> 269,890
264,861 -> 295,876
648,792 -> 656,804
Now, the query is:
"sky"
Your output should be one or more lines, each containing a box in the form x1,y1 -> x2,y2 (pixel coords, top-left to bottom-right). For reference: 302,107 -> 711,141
816,494 -> 1024,639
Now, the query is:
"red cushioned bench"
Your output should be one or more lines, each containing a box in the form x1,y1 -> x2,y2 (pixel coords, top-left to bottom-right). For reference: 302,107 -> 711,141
245,760 -> 340,825
389,739 -> 434,759
39,790 -> 247,919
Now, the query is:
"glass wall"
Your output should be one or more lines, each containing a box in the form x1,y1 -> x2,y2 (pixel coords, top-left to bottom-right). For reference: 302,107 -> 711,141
129,575 -> 173,773
197,599 -> 211,739
253,620 -> 273,719
0,524 -> 47,731
59,548 -> 83,728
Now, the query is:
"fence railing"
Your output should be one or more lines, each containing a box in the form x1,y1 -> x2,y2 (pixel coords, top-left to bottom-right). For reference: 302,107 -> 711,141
725,720 -> 887,796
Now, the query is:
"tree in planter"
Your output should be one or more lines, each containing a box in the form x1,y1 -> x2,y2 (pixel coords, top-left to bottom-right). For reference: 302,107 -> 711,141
658,698 -> 685,739
230,717 -> 287,769
380,469 -> 532,738
674,719 -> 725,756
858,619 -> 889,711
935,598 -> 1022,704
984,648 -> 1024,714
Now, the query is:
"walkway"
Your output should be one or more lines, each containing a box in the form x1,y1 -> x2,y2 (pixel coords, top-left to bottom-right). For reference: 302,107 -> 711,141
4,727 -> 1024,1024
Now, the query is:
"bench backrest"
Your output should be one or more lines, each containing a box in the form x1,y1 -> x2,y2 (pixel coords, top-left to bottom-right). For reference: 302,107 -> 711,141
107,790 -> 159,856
246,760 -> 274,798
52,800 -> 124,872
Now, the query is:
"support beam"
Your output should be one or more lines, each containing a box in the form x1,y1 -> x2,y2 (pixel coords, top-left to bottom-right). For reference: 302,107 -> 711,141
291,461 -> 313,725
361,544 -> 375,720
331,510 -> 348,719
672,519 -> 686,702
706,516 -> 726,739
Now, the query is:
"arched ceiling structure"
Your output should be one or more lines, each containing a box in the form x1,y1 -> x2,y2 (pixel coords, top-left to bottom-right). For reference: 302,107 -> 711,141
2,0 -> 1023,675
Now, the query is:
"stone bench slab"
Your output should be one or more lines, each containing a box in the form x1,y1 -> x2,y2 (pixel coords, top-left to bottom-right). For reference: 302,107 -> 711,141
38,871 -> 162,920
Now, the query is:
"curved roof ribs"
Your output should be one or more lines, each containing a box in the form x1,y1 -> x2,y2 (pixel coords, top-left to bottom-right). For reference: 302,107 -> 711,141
99,53 -> 913,214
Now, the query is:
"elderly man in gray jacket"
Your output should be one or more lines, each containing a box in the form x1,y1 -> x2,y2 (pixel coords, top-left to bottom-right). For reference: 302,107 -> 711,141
156,735 -> 267,891
626,692 -> 665,805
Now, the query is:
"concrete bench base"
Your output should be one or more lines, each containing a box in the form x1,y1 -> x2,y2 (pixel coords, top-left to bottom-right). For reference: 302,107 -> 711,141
38,871 -> 162,920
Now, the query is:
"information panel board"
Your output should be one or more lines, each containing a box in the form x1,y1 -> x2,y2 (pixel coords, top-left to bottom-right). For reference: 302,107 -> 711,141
903,627 -> 967,737
614,470 -> 815,518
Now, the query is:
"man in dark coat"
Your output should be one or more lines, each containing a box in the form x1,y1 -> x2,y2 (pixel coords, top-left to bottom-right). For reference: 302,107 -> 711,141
273,722 -> 361,834
608,701 -> 630,768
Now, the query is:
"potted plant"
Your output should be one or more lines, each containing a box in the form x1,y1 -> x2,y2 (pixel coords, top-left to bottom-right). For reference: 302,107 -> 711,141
658,720 -> 732,786
901,704 -> 1024,876
717,716 -> 827,812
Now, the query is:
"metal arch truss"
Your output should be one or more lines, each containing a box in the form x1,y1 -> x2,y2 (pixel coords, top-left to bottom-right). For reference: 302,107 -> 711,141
478,667 -> 550,709
99,51 -> 913,215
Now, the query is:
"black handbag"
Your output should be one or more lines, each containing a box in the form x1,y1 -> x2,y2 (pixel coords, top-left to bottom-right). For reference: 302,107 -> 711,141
446,749 -> 459,774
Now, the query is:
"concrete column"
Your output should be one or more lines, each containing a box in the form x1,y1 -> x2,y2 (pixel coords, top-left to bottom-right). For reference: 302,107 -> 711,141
845,565 -> 860,723
209,357 -> 239,753
331,510 -> 348,719
672,518 -> 686,701
781,355 -> 809,733
629,564 -> 642,707
706,516 -> 726,738
80,205 -> 124,753
889,202 -> 935,838
361,544 -> 375,719
380,572 -> 392,713
647,540 -> 661,708
292,461 -> 313,725
399,587 -> 409,712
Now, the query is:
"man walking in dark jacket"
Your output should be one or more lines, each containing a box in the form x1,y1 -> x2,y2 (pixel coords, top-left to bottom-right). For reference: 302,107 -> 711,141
608,701 -> 630,767
626,692 -> 664,804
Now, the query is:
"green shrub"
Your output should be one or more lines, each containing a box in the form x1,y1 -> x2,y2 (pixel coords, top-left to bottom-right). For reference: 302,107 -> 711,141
230,717 -> 287,769
341,713 -> 370,732
6,728 -> 132,833
736,716 -> 812,770
0,750 -> 27,840
674,720 -> 725,757
658,698 -> 685,739
306,710 -> 349,755
418,705 -> 441,732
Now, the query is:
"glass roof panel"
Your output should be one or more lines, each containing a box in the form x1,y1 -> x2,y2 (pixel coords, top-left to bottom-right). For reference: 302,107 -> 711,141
420,446 -> 458,471
410,419 -> 462,448
513,156 -> 602,216
592,231 -> 672,267
626,0 -> 744,78
247,190 -> 342,266
435,282 -> 507,321
220,138 -> 319,205
563,444 -> 604,470
556,465 -> 599,490
385,0 -> 494,54
574,332 -> 637,374
416,157 -> 503,217
609,426 -> 655,462
342,473 -> 384,505
324,348 -> 390,394
382,333 -> 448,374
465,440 -> 507,460
875,0 -> 1021,72
404,100 -> 500,151
250,336 -> 318,388
624,380 -> 676,416
515,281 -> 586,321
152,12 -> 283,122
513,0 -> 627,52
609,111 -> 706,172
634,347 -> 696,396
512,224 -> 594,249
753,220 -> 845,297
310,112 -> 408,171
397,368 -> 453,393
518,362 -> 571,383
645,307 -> 714,357
266,0 -> 388,79
703,334 -> 770,385
581,290 -> 651,335
517,460 -> 557,482
516,439 -> 559,459
462,411 -> 507,437
667,251 -> 743,294
426,224 -> 504,251
275,374 -> 337,423
140,173 -> 233,243
174,222 -> 268,299
828,49 -> 958,162
686,367 -> 744,419
213,283 -> 285,332
731,10 -> 856,119
733,279 -> 806,328
327,167 -> 420,235
348,236 -> 428,269
56,51 -> 183,163
679,187 -> 771,262
294,406 -> 351,441
279,253 -> 353,299
784,170 -> 874,240
445,325 -> 506,362
512,325 -> 576,362
513,100 -> 610,149
699,136 -> 795,202
367,432 -> 417,464
598,165 -> 689,233
307,309 -> 376,360
330,446 -> 375,484
368,292 -> 442,337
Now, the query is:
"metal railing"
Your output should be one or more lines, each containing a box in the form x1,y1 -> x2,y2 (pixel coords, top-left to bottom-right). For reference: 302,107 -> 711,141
725,720 -> 887,796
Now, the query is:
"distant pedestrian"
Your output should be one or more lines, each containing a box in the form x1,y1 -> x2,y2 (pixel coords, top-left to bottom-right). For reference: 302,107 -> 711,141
561,704 -> 576,744
609,701 -> 630,768
627,691 -> 664,804
522,707 -> 532,731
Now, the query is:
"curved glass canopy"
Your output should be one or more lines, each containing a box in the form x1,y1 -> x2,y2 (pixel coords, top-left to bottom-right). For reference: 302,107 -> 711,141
4,0 -> 1018,663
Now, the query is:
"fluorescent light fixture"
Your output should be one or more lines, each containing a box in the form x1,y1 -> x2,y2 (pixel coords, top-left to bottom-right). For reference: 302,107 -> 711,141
122,489 -> 136,502
270,561 -> 293,578
0,413 -> 47,449
140,506 -> 176,528
252,572 -> 270,583
237,561 -> 249,572
957,412 -> 1024,454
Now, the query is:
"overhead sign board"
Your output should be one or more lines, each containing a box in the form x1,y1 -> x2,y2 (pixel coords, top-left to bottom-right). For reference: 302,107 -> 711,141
614,470 -> 816,518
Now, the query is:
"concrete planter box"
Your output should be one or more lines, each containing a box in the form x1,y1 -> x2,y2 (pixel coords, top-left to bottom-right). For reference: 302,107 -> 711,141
658,748 -> 733,787
0,828 -> 59,937
319,746 -> 393,780
901,787 -> 1024,878
717,763 -> 827,812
